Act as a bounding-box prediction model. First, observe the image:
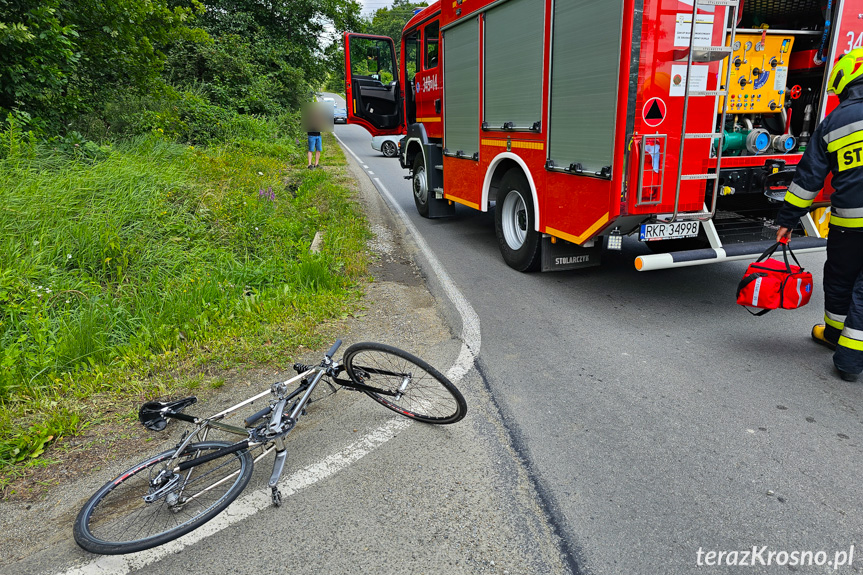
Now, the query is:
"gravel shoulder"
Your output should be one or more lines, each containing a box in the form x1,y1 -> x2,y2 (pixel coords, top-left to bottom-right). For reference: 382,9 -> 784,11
0,146 -> 570,575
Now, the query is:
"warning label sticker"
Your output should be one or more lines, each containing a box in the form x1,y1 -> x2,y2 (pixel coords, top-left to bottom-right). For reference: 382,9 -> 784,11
674,13 -> 714,47
669,64 -> 709,96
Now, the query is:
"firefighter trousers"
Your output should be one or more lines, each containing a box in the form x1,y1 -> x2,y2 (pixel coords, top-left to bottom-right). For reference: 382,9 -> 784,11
823,228 -> 863,375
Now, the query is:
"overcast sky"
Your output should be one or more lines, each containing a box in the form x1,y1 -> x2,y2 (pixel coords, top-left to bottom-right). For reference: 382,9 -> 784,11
358,0 -> 394,15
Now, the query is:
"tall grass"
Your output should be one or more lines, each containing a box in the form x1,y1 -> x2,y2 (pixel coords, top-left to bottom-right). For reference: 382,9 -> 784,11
0,129 -> 369,466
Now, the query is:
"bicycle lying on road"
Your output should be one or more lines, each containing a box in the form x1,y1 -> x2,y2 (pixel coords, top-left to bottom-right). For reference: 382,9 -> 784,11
73,340 -> 467,555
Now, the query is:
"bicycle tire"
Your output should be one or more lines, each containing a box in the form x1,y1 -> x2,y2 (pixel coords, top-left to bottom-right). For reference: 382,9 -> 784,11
343,342 -> 467,424
73,440 -> 253,555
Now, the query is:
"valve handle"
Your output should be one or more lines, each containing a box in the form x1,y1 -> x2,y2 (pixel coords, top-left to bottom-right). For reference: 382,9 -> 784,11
789,85 -> 802,100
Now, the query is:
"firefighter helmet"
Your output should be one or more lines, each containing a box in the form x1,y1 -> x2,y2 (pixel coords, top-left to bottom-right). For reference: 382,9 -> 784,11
827,48 -> 863,96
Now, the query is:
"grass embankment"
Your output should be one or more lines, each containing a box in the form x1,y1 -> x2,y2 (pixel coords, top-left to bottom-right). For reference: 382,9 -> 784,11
0,130 -> 369,488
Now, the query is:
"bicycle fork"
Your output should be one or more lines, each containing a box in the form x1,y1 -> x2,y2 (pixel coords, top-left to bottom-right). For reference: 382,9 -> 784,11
268,367 -> 328,506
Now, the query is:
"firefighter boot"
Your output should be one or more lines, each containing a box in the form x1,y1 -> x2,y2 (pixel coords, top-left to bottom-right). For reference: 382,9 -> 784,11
835,366 -> 860,383
811,324 -> 838,350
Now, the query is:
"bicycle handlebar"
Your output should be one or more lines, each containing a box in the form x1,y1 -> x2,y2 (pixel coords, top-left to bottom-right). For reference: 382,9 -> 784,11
326,339 -> 342,359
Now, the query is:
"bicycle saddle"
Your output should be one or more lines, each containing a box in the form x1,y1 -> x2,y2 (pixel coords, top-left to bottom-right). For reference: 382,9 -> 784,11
138,397 -> 197,431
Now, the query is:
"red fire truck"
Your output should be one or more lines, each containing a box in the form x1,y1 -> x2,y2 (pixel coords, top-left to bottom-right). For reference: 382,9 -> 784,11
344,0 -> 861,272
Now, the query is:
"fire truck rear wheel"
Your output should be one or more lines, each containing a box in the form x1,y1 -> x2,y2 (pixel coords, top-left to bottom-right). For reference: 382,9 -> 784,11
495,170 -> 541,272
412,154 -> 430,218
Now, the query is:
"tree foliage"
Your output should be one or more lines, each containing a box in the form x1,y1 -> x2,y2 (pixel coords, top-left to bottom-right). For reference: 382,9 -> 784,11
0,0 -> 204,128
170,0 -> 363,99
0,1 -> 79,127
365,0 -> 428,59
1,0 -> 363,137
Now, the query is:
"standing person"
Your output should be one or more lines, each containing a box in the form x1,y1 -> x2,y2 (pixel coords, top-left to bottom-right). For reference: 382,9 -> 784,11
307,128 -> 322,169
304,102 -> 326,169
774,48 -> 863,382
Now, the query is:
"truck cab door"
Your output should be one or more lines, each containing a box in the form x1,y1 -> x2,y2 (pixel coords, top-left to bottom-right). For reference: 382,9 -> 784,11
344,33 -> 404,136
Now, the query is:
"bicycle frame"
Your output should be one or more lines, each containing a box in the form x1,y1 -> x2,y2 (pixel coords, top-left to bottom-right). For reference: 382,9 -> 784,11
143,338 -> 431,504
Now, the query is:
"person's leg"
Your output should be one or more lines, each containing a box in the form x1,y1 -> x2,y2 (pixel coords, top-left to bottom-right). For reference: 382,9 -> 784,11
824,231 -> 863,341
313,136 -> 322,166
307,136 -> 315,168
836,271 -> 863,378
826,230 -> 863,377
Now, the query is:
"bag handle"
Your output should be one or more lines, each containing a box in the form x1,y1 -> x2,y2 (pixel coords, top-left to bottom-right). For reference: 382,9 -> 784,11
781,237 -> 804,270
754,237 -> 804,273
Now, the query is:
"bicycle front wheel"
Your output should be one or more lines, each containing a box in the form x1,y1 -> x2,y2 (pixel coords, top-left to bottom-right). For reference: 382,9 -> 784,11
74,440 -> 253,555
343,342 -> 467,424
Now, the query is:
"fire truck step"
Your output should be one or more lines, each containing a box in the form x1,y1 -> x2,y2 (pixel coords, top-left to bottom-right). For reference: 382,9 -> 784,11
689,90 -> 728,97
680,174 -> 718,181
690,46 -> 733,63
684,132 -> 723,139
635,237 -> 826,272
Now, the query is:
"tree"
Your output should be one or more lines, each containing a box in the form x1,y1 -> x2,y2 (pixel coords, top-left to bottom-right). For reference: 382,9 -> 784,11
166,0 -> 364,111
365,0 -> 428,60
0,1 -> 79,126
0,0 -> 204,130
190,0 -> 363,88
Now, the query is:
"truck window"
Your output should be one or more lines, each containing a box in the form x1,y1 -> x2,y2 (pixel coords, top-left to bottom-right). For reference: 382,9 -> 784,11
350,37 -> 395,85
404,32 -> 420,82
425,22 -> 439,69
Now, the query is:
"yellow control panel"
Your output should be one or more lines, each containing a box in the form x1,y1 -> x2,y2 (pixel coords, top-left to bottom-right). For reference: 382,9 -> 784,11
720,33 -> 794,114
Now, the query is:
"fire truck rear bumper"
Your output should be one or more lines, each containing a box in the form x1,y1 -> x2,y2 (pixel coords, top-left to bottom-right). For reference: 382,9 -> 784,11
634,237 -> 827,272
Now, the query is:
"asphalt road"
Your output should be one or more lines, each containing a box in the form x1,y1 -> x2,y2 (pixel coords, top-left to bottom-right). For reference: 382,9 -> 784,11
333,95 -> 863,574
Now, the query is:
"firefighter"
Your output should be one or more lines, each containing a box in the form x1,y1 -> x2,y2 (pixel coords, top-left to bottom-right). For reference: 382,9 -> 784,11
775,48 -> 863,382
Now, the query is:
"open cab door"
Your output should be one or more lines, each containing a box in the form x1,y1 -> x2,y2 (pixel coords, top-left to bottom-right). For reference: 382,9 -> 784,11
344,33 -> 404,136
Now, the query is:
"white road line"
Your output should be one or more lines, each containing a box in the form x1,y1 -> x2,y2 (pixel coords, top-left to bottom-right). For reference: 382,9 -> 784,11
333,131 -> 481,382
62,418 -> 411,575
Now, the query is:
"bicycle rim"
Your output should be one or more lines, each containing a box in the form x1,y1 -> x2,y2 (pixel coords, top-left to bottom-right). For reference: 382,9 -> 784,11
74,441 -> 253,555
343,342 -> 467,424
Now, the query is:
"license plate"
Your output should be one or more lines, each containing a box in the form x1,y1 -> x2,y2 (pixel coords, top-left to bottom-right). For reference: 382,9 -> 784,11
639,221 -> 700,241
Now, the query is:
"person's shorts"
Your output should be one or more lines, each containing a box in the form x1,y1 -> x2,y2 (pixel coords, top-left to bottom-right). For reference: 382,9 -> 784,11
308,135 -> 322,152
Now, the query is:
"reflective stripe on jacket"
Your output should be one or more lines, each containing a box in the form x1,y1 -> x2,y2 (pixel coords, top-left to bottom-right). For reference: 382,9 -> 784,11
775,82 -> 863,229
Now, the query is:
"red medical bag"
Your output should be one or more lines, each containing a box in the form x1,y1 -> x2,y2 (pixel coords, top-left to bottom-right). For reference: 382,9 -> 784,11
736,238 -> 813,315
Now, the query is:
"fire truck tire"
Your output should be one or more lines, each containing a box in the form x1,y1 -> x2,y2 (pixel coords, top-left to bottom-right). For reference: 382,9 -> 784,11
495,170 -> 541,272
412,154 -> 430,218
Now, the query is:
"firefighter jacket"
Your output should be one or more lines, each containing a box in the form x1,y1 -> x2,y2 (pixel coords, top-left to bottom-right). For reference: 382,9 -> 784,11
775,82 -> 863,230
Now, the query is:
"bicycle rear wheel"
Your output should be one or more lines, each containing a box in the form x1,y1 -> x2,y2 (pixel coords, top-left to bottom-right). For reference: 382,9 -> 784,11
74,440 -> 253,555
343,342 -> 467,424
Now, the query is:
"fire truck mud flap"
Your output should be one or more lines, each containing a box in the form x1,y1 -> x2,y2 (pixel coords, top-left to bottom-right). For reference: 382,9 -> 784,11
634,237 -> 827,272
541,237 -> 602,272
